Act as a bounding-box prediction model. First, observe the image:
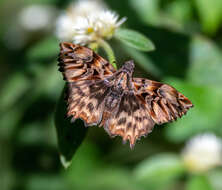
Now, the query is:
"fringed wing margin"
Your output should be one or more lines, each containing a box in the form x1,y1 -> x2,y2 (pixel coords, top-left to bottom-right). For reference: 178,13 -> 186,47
133,78 -> 193,125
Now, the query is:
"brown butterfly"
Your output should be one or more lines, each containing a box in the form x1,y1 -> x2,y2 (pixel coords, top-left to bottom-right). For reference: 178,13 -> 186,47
58,42 -> 193,148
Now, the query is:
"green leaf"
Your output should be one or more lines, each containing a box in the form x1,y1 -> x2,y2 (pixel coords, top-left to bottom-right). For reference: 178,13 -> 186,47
115,28 -> 155,52
186,175 -> 213,190
194,0 -> 222,34
54,86 -> 88,168
27,37 -> 59,60
164,78 -> 222,142
134,153 -> 185,190
188,36 -> 222,86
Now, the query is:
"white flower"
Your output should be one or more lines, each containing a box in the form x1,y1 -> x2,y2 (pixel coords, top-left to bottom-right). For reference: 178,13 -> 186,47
72,10 -> 126,45
72,17 -> 96,44
55,0 -> 105,41
55,0 -> 126,44
181,133 -> 222,173
19,5 -> 56,31
96,11 -> 126,37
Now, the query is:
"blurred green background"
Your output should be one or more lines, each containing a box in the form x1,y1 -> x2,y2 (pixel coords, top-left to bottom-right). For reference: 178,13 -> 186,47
1,0 -> 222,190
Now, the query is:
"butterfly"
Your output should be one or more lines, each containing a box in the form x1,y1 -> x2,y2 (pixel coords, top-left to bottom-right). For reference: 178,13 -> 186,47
58,42 -> 193,148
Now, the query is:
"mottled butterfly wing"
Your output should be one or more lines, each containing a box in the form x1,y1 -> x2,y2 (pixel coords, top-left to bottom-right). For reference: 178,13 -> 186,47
132,78 -> 193,125
66,80 -> 111,126
103,92 -> 155,148
58,42 -> 116,82
58,42 -> 117,126
103,77 -> 193,148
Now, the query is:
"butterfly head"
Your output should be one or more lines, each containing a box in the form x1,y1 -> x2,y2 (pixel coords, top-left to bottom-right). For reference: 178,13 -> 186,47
121,60 -> 135,75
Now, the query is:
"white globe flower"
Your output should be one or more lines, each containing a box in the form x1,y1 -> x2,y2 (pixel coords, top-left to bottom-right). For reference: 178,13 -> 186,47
55,0 -> 105,42
94,11 -> 126,39
55,0 -> 126,44
72,10 -> 126,44
181,133 -> 222,173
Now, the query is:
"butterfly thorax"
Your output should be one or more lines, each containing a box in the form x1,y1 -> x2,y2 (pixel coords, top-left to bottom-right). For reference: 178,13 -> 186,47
113,60 -> 135,91
121,60 -> 135,74
104,61 -> 135,110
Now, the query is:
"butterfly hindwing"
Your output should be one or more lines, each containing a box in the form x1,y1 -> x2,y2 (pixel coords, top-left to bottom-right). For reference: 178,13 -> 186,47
104,92 -> 155,148
132,78 -> 193,125
66,79 -> 112,126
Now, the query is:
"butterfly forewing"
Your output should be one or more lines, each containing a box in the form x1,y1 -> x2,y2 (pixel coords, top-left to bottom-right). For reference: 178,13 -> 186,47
58,42 -> 193,148
58,42 -> 116,82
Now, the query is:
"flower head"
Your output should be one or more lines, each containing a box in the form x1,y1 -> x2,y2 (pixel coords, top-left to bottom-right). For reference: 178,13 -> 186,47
181,133 -> 222,173
72,10 -> 126,44
56,0 -> 126,44
56,0 -> 105,41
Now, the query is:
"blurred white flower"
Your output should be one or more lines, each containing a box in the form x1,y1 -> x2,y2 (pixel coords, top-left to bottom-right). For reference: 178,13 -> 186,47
4,5 -> 57,50
19,5 -> 57,31
56,0 -> 126,44
181,133 -> 222,173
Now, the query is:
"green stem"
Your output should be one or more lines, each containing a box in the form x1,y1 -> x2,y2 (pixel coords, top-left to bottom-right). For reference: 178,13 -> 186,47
89,42 -> 99,53
98,39 -> 117,69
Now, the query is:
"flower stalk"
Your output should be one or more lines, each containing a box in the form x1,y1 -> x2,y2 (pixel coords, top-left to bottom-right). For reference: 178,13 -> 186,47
98,39 -> 117,69
89,42 -> 99,53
